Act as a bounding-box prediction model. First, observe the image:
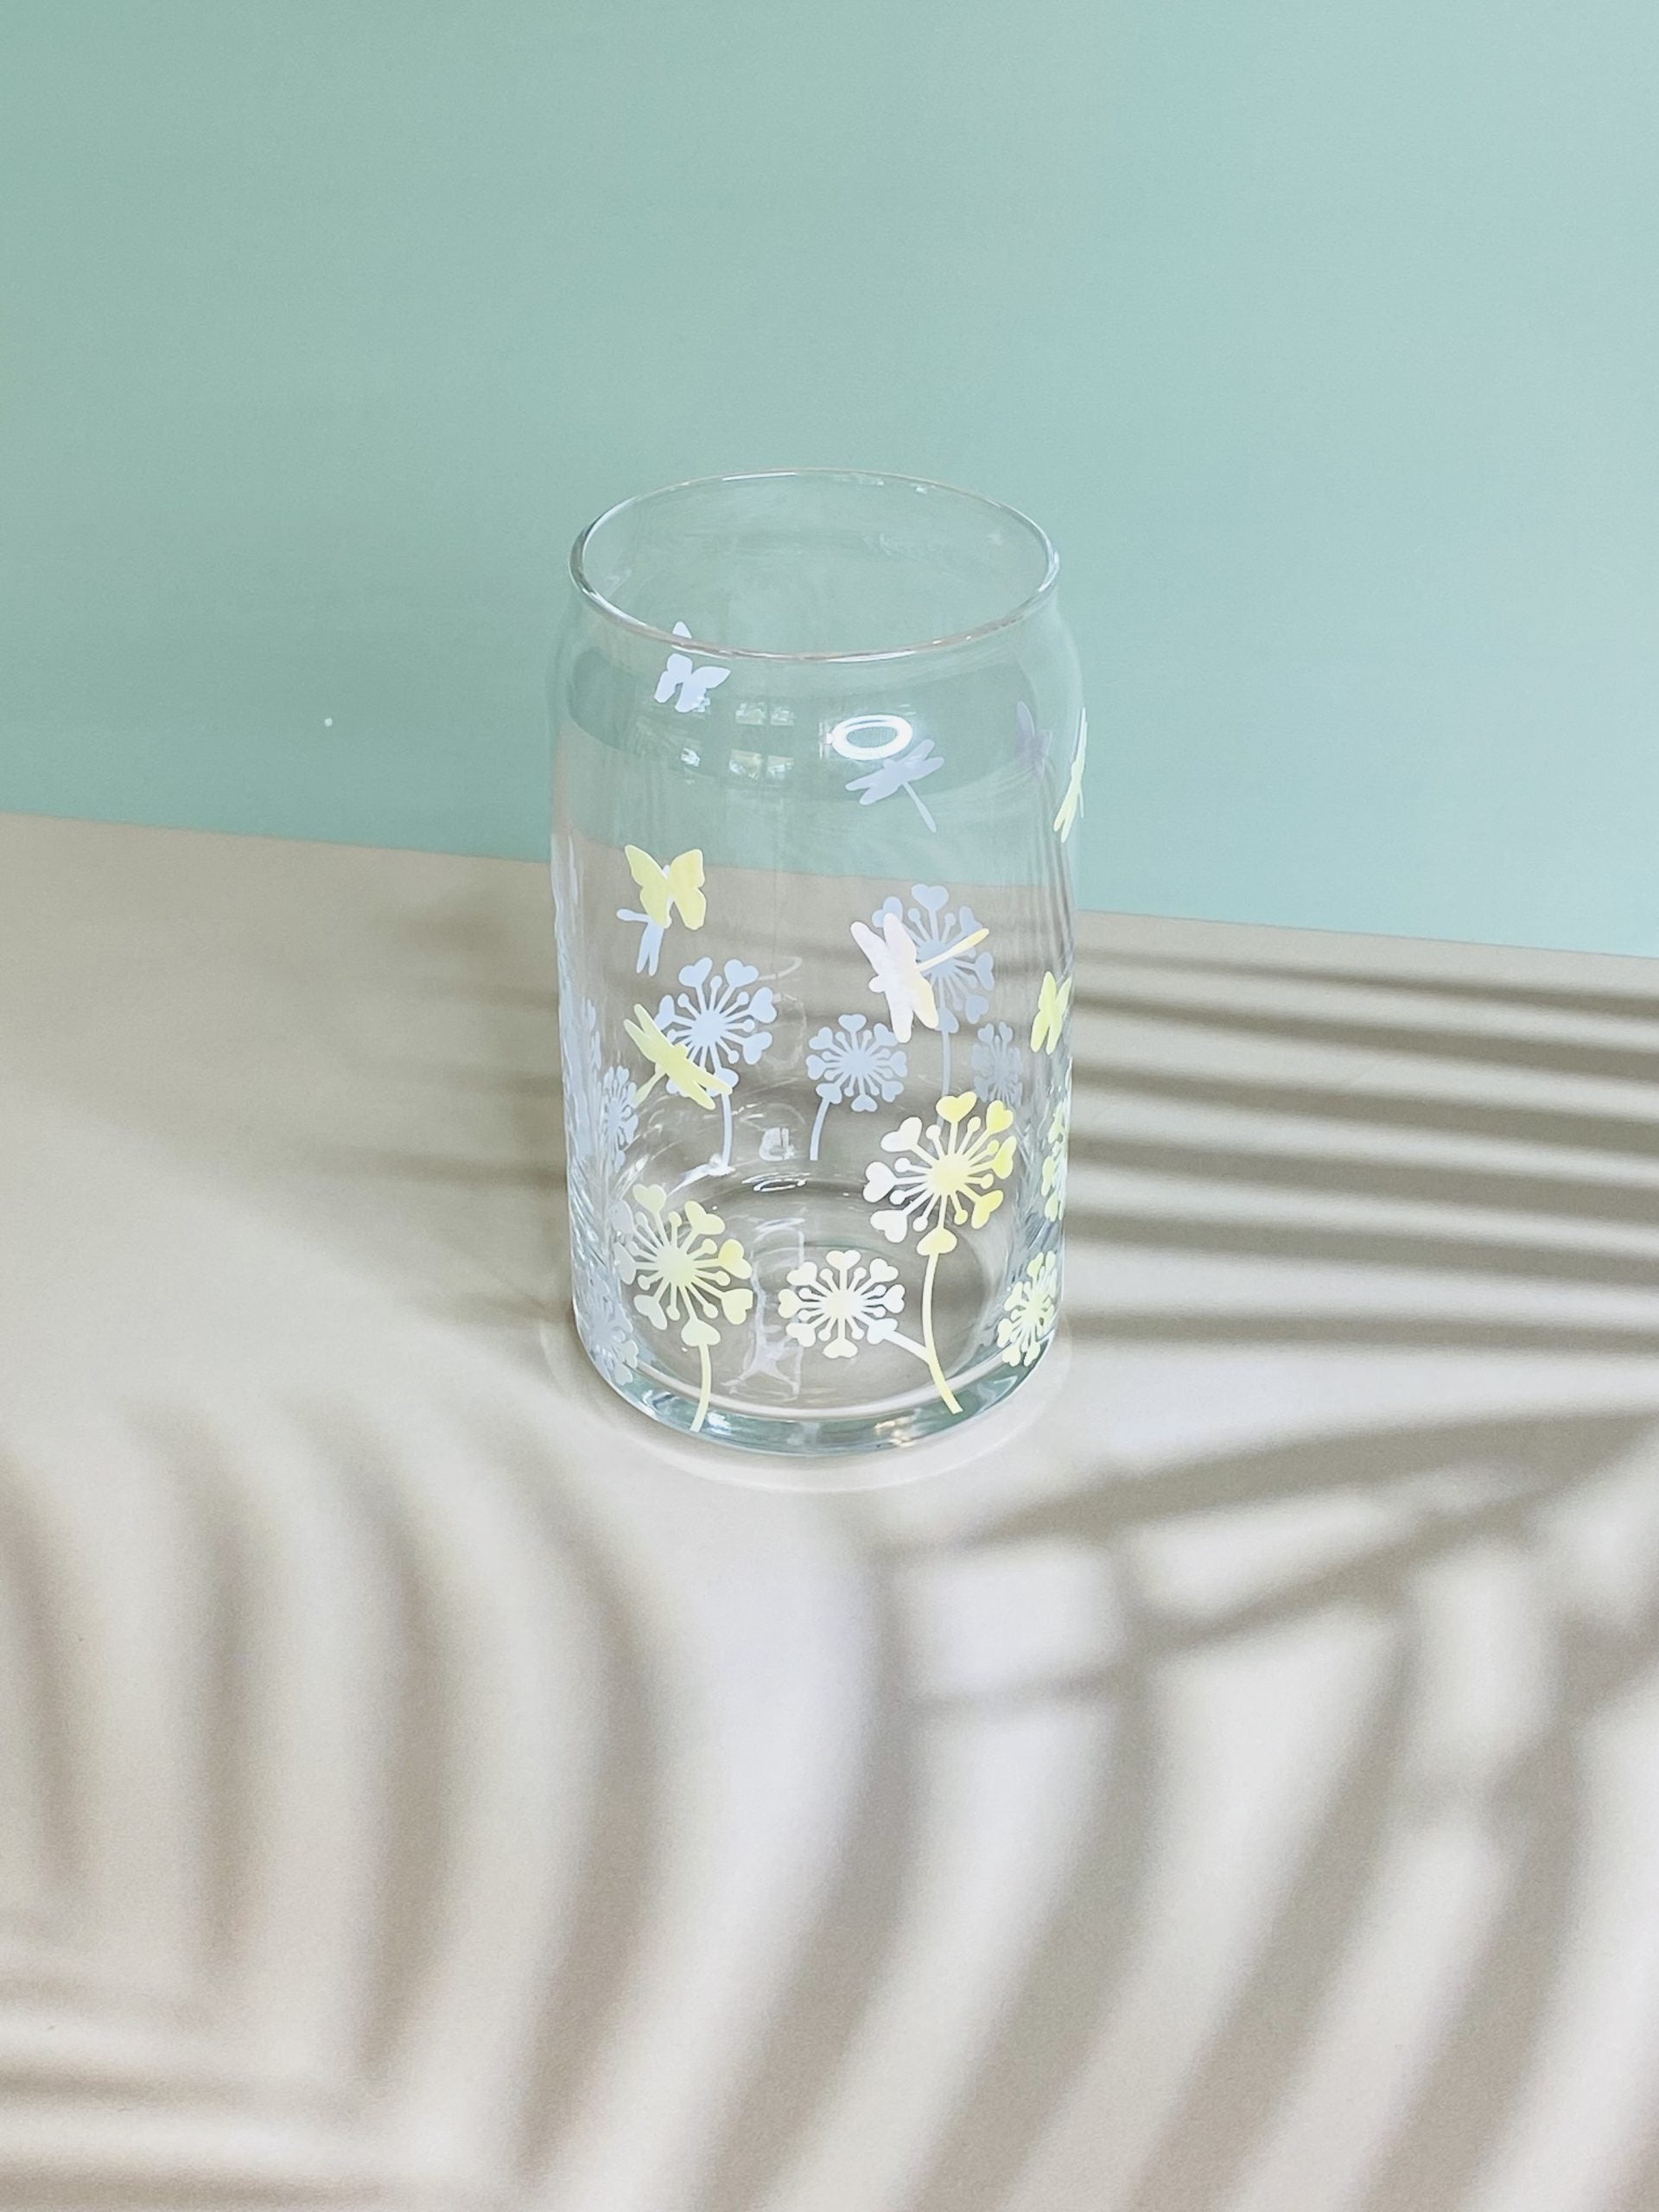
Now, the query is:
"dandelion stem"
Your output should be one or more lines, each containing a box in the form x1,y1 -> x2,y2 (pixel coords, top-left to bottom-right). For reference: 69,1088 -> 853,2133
921,1249 -> 962,1414
809,1093 -> 830,1160
693,1341 -> 712,1432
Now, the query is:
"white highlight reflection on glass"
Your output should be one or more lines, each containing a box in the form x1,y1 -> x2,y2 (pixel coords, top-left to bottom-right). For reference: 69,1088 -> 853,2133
828,714 -> 913,762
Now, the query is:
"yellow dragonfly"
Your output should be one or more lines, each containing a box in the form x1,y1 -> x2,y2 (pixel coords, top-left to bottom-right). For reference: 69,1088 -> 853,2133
624,1003 -> 734,1112
1053,710 -> 1088,842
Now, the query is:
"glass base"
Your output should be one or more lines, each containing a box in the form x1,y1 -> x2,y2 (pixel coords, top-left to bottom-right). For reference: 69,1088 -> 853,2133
570,1165 -> 1058,1456
543,1287 -> 1070,1491
595,1333 -> 1047,1456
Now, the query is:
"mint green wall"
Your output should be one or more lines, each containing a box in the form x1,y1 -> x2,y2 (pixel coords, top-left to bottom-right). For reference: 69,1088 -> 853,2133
3,3 -> 1656,950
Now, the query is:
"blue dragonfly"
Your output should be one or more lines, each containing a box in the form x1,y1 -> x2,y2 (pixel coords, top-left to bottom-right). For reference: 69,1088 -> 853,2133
845,734 -> 944,831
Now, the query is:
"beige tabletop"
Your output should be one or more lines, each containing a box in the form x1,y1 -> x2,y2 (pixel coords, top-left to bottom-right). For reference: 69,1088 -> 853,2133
3,810 -> 1658,2212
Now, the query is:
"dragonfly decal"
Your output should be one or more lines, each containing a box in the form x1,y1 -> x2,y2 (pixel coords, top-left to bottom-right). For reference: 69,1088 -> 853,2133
850,908 -> 989,1046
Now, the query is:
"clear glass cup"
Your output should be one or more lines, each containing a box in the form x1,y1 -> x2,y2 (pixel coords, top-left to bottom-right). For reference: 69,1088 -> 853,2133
550,469 -> 1083,1453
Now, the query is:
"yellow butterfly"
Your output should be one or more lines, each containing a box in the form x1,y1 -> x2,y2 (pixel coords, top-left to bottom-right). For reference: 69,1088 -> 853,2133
619,845 -> 706,974
626,844 -> 705,928
1031,969 -> 1073,1055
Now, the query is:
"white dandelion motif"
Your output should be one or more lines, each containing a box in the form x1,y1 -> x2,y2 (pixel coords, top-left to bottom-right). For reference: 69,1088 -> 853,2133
559,989 -> 637,1199
970,1020 -> 1026,1111
654,956 -> 777,1167
806,1013 -> 908,1160
574,1258 -> 640,1391
557,988 -> 601,1164
778,1249 -> 906,1361
1042,1077 -> 1071,1225
997,1250 -> 1058,1368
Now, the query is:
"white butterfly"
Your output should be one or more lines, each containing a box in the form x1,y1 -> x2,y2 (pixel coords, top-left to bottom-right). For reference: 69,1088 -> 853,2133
655,621 -> 731,715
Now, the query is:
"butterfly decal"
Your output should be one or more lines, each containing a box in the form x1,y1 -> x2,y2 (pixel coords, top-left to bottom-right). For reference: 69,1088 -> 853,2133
654,622 -> 731,715
1031,968 -> 1073,1054
618,844 -> 707,975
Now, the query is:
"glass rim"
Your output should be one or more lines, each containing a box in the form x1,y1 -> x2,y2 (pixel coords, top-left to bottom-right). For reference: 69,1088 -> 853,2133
568,467 -> 1061,666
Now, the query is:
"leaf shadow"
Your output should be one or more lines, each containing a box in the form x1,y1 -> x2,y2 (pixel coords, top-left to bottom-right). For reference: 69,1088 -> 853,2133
878,1404 -> 1656,2212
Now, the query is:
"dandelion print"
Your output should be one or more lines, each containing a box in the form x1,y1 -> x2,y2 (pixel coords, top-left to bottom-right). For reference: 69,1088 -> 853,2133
778,1249 -> 906,1360
998,1251 -> 1058,1368
654,956 -> 777,1166
970,1020 -> 1025,1111
865,1094 -> 1016,1251
1042,1077 -> 1071,1224
558,989 -> 639,1244
863,1090 -> 1017,1411
615,1185 -> 753,1431
594,1064 -> 639,1175
574,1260 -> 640,1390
557,989 -> 602,1168
806,1013 -> 907,1159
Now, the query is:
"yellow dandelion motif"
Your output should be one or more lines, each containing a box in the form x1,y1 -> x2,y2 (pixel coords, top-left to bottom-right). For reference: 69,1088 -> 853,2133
862,1090 -> 1018,1412
614,1185 -> 753,1430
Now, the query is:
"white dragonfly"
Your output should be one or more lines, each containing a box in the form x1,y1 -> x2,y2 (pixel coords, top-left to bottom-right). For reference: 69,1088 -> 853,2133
849,910 -> 989,1045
